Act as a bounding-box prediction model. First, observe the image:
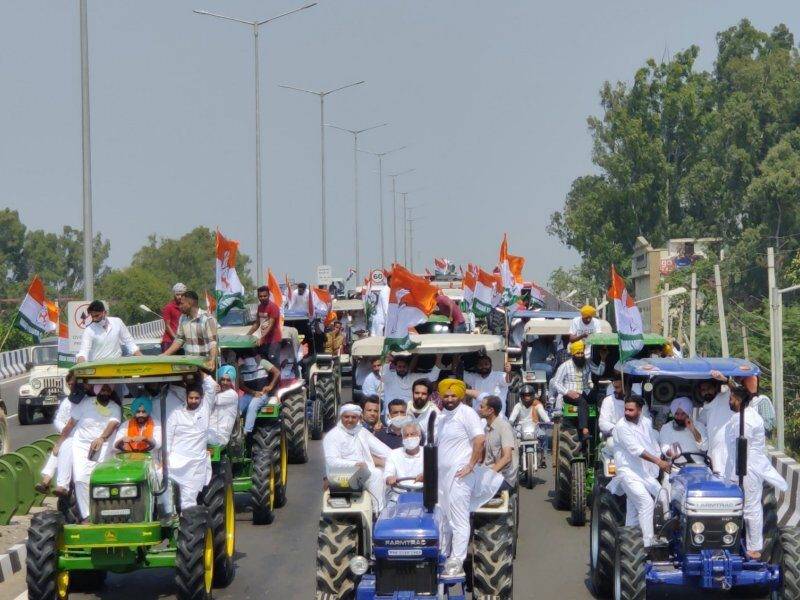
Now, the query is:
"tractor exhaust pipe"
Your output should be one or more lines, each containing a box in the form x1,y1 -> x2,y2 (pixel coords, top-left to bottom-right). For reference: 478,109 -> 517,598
423,412 -> 437,513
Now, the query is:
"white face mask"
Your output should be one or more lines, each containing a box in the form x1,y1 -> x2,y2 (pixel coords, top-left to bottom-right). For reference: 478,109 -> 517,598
389,416 -> 406,429
403,436 -> 421,451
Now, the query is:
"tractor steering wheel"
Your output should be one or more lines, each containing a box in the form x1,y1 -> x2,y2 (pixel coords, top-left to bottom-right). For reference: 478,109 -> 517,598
669,451 -> 713,470
392,477 -> 424,493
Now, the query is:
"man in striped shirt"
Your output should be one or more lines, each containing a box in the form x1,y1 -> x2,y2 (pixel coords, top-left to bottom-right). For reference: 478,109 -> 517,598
162,291 -> 218,367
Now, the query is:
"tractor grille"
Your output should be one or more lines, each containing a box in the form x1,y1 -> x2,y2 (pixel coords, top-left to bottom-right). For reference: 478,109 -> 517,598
41,377 -> 64,394
91,497 -> 146,524
375,558 -> 437,596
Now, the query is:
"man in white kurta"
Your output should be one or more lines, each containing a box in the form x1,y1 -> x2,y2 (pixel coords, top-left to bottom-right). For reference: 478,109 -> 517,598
166,374 -> 216,510
369,286 -> 390,336
464,356 -> 511,414
323,404 -> 391,513
382,356 -> 440,417
659,397 -> 707,460
76,301 -> 140,362
208,365 -> 239,446
56,386 -> 122,520
37,379 -> 78,494
435,379 -> 502,572
384,421 -> 425,507
598,375 -> 650,437
697,373 -> 733,475
407,378 -> 440,436
724,386 -> 788,558
608,396 -> 670,547
286,283 -> 311,314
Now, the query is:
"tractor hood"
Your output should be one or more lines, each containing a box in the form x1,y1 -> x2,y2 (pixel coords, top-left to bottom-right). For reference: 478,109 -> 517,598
90,453 -> 152,486
373,493 -> 439,548
670,465 -> 745,504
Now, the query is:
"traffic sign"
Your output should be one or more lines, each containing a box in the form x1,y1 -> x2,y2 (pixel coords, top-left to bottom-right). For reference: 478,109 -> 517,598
317,265 -> 333,286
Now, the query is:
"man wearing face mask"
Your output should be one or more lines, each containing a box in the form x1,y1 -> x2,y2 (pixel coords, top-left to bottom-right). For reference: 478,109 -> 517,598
376,399 -> 409,449
76,301 -> 141,363
323,403 -> 391,513
463,355 -> 511,414
435,379 -> 503,576
384,421 -> 425,507
408,378 -> 440,433
697,371 -> 733,475
552,340 -> 593,440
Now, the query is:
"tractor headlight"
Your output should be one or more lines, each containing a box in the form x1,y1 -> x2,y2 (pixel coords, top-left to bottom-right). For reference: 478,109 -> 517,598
693,534 -> 705,545
723,534 -> 735,545
92,486 -> 110,499
691,521 -> 705,534
119,485 -> 138,499
349,555 -> 368,576
724,521 -> 739,534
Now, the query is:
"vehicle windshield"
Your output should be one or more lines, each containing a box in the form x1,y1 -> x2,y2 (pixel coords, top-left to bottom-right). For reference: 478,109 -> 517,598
219,307 -> 253,327
32,345 -> 58,366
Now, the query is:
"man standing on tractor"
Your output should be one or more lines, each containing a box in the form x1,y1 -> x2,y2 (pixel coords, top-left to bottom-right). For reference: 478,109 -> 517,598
408,378 -> 439,433
480,395 -> 518,492
361,358 -> 384,405
287,282 -> 310,313
463,355 -> 511,414
114,396 -> 161,453
76,300 -> 141,363
598,371 -> 650,438
246,286 -> 282,364
608,395 -> 670,548
435,379 -> 502,576
209,365 -> 239,446
658,397 -> 707,461
434,291 -> 467,332
699,372 -> 734,475
376,400 -> 409,449
323,403 -> 391,512
162,291 -> 218,368
724,380 -> 787,560
569,304 -> 602,357
161,283 -> 186,352
382,355 -> 441,418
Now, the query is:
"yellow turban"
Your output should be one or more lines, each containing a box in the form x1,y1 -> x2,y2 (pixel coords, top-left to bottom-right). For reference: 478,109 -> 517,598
569,340 -> 585,356
580,304 -> 596,318
437,378 -> 466,399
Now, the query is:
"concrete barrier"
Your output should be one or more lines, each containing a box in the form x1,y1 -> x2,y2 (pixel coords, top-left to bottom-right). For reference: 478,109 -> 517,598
770,448 -> 800,527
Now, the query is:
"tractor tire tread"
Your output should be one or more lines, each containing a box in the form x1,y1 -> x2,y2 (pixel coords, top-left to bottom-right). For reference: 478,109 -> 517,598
26,510 -> 64,600
316,516 -> 358,599
174,505 -> 213,600
472,515 -> 514,599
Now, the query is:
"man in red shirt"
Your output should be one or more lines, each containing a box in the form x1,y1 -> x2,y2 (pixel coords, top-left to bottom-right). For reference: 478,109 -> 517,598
435,292 -> 466,333
247,286 -> 282,364
161,283 -> 186,352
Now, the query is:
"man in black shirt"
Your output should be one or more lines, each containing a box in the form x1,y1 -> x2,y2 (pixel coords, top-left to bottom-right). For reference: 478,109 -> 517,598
375,399 -> 408,449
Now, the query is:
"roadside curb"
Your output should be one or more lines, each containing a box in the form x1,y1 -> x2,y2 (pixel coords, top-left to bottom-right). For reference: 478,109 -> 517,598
0,542 -> 26,583
770,448 -> 800,527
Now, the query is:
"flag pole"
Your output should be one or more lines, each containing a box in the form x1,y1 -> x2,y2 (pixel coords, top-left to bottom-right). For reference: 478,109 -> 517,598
0,313 -> 20,353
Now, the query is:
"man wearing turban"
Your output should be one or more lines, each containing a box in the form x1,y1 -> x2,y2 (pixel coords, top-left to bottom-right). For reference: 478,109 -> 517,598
569,304 -> 602,357
658,397 -> 707,461
209,365 -> 240,446
322,403 -> 391,512
114,395 -> 161,454
435,379 -> 502,576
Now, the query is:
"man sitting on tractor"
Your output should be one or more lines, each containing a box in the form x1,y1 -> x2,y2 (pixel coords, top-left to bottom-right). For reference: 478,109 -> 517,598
598,371 -> 651,438
247,285 -> 282,364
384,420 -> 424,507
238,351 -> 280,441
658,397 -> 707,462
36,372 -> 79,495
361,396 -> 384,434
323,403 -> 391,512
552,341 -> 595,441
480,395 -> 518,493
209,365 -> 239,446
114,396 -> 161,453
382,354 -> 441,418
376,399 -> 408,449
607,395 -> 670,548
407,378 -> 439,434
723,380 -> 788,560
324,320 -> 345,355
463,355 -> 511,414
361,357 -> 384,405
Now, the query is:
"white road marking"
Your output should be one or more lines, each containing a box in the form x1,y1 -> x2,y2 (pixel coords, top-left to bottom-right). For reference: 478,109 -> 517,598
13,592 -> 27,600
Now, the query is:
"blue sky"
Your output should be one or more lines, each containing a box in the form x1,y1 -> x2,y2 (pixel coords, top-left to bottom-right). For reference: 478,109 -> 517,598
3,1 -> 799,285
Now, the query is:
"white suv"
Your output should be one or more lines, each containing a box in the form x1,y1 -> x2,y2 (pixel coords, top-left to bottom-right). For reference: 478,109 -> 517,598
17,345 -> 68,425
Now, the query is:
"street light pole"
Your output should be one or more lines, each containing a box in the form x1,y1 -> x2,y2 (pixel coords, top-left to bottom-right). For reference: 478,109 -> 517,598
79,0 -> 93,298
326,123 -> 388,281
194,3 -> 316,281
359,146 -> 406,268
385,169 -> 415,265
279,81 -> 365,265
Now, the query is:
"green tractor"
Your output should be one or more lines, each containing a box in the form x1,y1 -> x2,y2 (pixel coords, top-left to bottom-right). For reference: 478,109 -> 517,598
216,325 -> 309,526
26,356 -> 235,600
552,332 -> 667,527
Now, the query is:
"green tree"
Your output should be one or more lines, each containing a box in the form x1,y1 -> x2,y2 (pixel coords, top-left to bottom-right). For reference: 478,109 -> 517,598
95,266 -> 172,326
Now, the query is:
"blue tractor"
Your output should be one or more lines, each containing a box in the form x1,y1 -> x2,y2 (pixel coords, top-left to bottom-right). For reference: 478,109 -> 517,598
589,357 -> 800,599
315,416 -> 515,599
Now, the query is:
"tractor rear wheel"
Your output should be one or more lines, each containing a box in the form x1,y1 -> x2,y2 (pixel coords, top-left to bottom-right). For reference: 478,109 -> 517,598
487,309 -> 506,337
310,396 -> 323,441
316,516 -> 358,600
26,510 -> 64,600
174,505 -> 214,600
283,390 -> 309,464
590,487 -> 626,598
251,450 -> 276,525
571,460 -> 586,526
472,513 -> 514,599
612,526 -> 646,600
555,425 -> 579,510
763,485 -> 779,559
315,373 -> 338,432
771,526 -> 800,600
200,460 -> 236,588
253,423 -> 286,507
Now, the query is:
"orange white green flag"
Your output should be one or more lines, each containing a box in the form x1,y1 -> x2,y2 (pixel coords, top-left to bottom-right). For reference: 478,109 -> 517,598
309,288 -> 332,320
215,230 -> 245,318
472,268 -> 499,317
267,269 -> 285,327
462,264 -> 477,307
498,234 -> 525,306
17,276 -> 59,340
383,264 -> 438,353
607,265 -> 644,362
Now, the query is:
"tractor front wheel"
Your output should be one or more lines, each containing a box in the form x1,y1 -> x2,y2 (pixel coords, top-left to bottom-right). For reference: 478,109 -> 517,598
251,450 -> 276,525
200,460 -> 236,588
283,390 -> 309,464
26,511 -> 65,600
315,373 -> 338,432
175,505 -> 214,600
316,516 -> 358,600
253,423 -> 286,507
590,487 -> 625,598
612,526 -> 646,600
471,513 -> 514,599
771,526 -> 800,600
555,426 -> 579,510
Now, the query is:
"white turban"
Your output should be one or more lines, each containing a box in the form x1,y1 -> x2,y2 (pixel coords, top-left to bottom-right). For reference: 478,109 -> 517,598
339,403 -> 362,417
670,396 -> 693,417
173,282 -> 187,293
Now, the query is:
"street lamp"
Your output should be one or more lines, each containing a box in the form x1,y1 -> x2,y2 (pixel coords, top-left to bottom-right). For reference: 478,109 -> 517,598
359,146 -> 406,268
79,0 -> 93,297
398,187 -> 427,267
325,122 -> 388,281
279,81 -> 366,265
770,281 -> 800,451
194,3 -> 316,281
384,169 -> 415,264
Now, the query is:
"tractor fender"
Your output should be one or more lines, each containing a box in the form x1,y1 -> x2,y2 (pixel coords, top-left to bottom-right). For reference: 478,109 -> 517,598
320,489 -> 373,557
473,490 -> 510,516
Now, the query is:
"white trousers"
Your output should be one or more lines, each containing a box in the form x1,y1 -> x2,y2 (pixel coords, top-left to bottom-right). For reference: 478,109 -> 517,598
41,454 -> 57,479
621,476 -> 657,547
742,473 -> 764,553
75,480 -> 90,519
368,469 -> 385,514
43,438 -> 74,489
440,473 -> 474,564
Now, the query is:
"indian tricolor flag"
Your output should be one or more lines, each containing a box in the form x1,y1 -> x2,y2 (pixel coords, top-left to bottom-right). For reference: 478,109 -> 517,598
17,276 -> 58,340
383,265 -> 438,353
215,230 -> 245,318
309,288 -> 332,319
472,268 -> 498,317
462,264 -> 477,307
498,234 -> 525,305
608,265 -> 644,362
